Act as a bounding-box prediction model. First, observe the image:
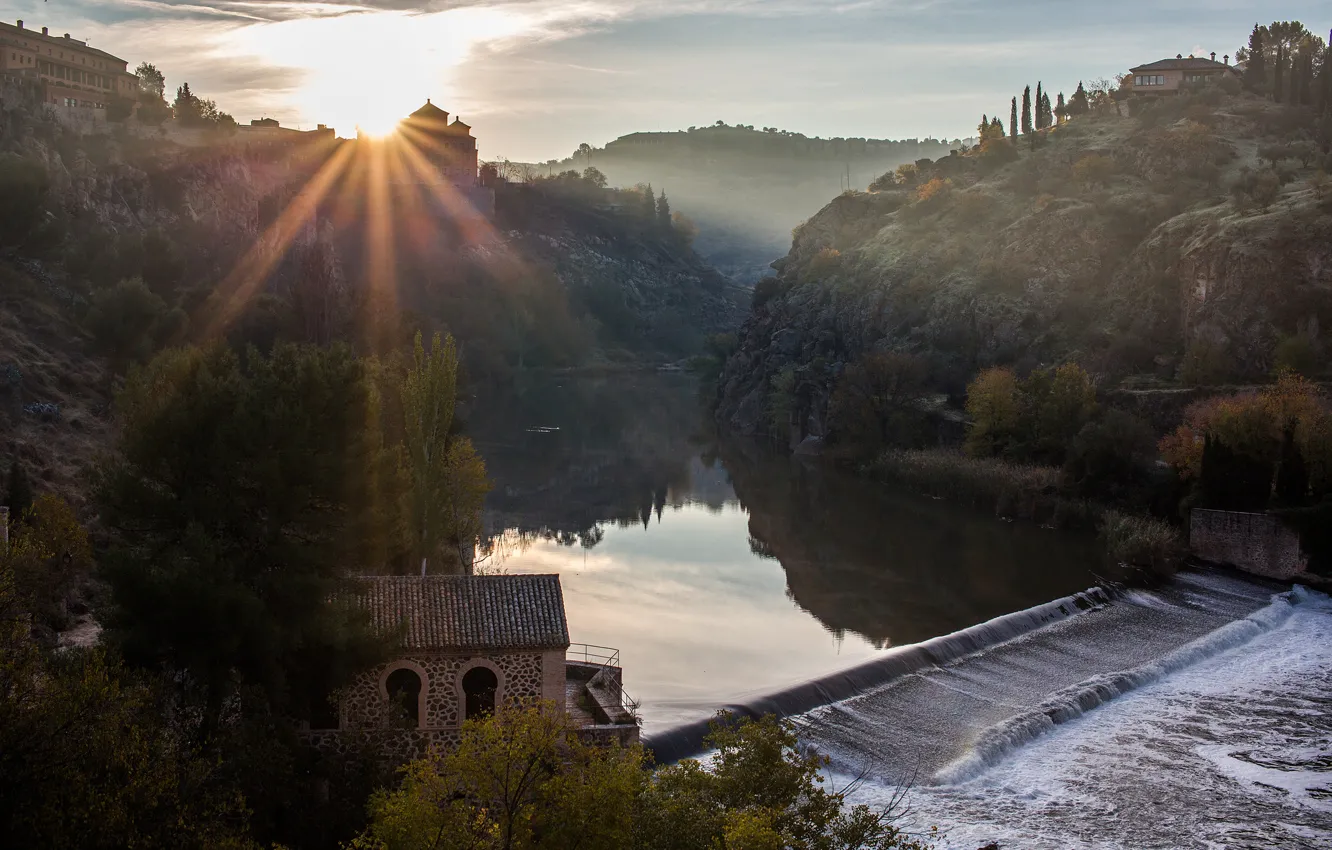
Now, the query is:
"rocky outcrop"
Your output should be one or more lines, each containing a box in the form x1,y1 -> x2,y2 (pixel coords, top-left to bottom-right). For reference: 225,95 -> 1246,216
717,97 -> 1332,441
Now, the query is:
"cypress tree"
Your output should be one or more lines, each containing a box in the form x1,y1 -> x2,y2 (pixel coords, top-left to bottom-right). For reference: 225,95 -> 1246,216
1021,86 -> 1032,135
1010,97 -> 1019,140
1055,92 -> 1066,124
1035,83 -> 1044,129
1068,82 -> 1089,116
642,183 -> 655,220
1245,25 -> 1267,93
1322,31 -> 1332,113
657,189 -> 671,229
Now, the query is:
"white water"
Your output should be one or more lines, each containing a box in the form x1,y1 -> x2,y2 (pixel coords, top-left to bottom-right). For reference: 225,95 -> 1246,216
832,583 -> 1332,849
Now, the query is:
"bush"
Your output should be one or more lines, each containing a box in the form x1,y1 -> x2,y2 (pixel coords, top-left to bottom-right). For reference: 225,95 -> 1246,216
84,277 -> 183,364
1274,329 -> 1322,375
1098,510 -> 1182,575
1179,337 -> 1234,385
1229,168 -> 1281,211
1072,153 -> 1116,187
0,154 -> 50,248
827,352 -> 931,457
751,276 -> 782,310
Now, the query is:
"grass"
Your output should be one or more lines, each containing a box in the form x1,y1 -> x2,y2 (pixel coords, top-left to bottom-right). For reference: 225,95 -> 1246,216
1097,510 -> 1185,576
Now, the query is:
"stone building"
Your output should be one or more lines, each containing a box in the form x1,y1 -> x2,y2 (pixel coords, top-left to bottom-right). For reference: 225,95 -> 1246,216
305,574 -> 638,762
0,19 -> 137,117
399,99 -> 479,186
1124,53 -> 1240,96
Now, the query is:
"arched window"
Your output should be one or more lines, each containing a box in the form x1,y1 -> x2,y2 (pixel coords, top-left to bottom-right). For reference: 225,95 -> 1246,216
462,666 -> 498,720
386,667 -> 423,727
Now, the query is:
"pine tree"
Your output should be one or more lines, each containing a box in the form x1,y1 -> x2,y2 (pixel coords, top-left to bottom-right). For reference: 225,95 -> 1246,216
1010,97 -> 1019,140
1322,30 -> 1332,113
657,189 -> 671,229
1035,83 -> 1045,129
1246,25 -> 1267,93
1055,92 -> 1066,124
979,114 -> 989,137
642,183 -> 655,220
1021,86 -> 1033,136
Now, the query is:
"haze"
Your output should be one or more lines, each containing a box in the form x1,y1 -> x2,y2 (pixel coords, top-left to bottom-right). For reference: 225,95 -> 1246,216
7,0 -> 1326,160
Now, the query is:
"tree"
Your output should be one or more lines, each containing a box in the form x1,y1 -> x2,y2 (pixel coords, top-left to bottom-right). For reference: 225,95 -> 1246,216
1021,85 -> 1033,137
173,82 -> 200,124
3,457 -> 32,521
1035,83 -> 1045,129
3,493 -> 92,637
358,704 -> 643,850
1017,363 -> 1098,465
85,278 -> 184,365
657,189 -> 671,229
576,142 -> 593,166
582,166 -> 607,188
1055,92 -> 1066,124
97,343 -> 390,726
828,352 -> 930,455
1245,25 -> 1268,92
134,62 -> 165,100
1010,96 -> 1019,140
1063,409 -> 1158,505
641,183 -> 656,220
1067,81 -> 1089,116
964,367 -> 1020,457
401,331 -> 490,575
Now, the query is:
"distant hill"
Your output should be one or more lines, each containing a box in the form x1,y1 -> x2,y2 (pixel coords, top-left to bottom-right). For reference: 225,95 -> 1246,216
547,123 -> 967,283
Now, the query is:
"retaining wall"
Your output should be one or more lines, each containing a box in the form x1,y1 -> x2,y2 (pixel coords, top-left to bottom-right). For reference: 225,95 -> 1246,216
1189,509 -> 1306,579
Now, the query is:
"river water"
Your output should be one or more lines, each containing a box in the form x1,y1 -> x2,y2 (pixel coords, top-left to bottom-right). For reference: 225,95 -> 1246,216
474,372 -> 1332,847
473,372 -> 1102,731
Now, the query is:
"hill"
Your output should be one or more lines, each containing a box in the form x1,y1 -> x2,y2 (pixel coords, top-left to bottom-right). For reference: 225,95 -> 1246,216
548,123 -> 965,283
715,89 -> 1332,440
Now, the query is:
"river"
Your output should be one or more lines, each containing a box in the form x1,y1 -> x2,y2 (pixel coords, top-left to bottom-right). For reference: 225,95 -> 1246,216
472,371 -> 1102,731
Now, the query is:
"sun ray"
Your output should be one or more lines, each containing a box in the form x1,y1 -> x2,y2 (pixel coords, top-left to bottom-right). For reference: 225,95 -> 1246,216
361,136 -> 399,351
203,139 -> 357,338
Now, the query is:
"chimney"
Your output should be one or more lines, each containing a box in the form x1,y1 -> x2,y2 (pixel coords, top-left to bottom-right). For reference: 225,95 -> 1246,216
0,507 -> 8,554
1225,54 -> 1230,65
42,26 -> 48,35
1177,53 -> 1183,59
16,19 -> 23,29
64,34 -> 70,39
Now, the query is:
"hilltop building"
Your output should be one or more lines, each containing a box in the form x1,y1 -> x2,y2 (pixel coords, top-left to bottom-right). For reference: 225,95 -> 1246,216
0,19 -> 136,117
1125,52 -> 1240,96
304,575 -> 638,763
399,99 -> 479,186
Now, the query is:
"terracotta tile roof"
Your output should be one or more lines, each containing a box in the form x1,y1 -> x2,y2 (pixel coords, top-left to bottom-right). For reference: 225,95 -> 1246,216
352,575 -> 570,651
1131,57 -> 1235,72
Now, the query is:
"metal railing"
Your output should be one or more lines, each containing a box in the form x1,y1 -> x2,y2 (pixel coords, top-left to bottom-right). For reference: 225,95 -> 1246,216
567,644 -> 641,722
567,643 -> 622,668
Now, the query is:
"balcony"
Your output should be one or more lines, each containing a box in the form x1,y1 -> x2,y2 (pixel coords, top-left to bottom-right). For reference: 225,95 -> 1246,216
565,643 -> 640,741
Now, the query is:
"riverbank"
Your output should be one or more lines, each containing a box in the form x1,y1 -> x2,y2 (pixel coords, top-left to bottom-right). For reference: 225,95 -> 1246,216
863,448 -> 1183,579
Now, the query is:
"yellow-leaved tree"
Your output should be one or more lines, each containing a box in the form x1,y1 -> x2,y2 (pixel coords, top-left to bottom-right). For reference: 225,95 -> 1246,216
964,367 -> 1020,458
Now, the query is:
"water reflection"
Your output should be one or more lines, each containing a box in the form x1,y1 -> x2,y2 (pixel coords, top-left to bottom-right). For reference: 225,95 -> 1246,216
473,373 -> 1100,730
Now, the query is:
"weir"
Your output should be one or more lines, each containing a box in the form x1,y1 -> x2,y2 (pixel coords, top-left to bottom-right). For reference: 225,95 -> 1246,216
645,569 -> 1289,781
642,586 -> 1112,764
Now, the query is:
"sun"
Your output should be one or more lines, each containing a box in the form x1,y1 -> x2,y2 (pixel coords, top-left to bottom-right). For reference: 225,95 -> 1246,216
225,7 -> 538,138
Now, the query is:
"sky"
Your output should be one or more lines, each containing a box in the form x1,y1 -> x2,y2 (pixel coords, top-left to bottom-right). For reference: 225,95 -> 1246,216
7,1 -> 1328,161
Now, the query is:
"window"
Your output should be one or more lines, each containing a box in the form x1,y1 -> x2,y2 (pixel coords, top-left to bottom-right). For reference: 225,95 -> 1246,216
386,667 -> 423,727
1134,74 -> 1166,87
462,666 -> 497,720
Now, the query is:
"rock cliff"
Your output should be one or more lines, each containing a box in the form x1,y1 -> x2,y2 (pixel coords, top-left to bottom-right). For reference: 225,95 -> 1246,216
717,94 -> 1332,441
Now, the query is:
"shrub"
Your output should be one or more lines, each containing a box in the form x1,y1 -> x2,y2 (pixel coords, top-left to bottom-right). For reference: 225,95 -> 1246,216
1217,75 -> 1242,96
751,277 -> 782,309
84,277 -> 181,364
0,154 -> 50,248
1229,168 -> 1281,210
914,177 -> 952,206
869,448 -> 1059,518
1179,337 -> 1234,385
803,247 -> 842,282
1063,409 -> 1158,506
827,352 -> 930,457
1098,510 -> 1183,575
1071,153 -> 1116,187
955,191 -> 998,224
1274,329 -> 1322,376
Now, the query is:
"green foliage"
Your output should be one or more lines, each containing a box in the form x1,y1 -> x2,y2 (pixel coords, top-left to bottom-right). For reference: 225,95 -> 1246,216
0,536 -> 254,848
0,154 -> 50,248
1067,82 -> 1089,116
401,331 -> 491,575
135,62 -> 166,100
4,493 -> 93,636
97,343 -> 391,724
964,364 -> 1096,466
1274,326 -> 1323,375
358,704 -> 644,850
358,707 -> 930,850
828,352 -> 931,457
85,278 -> 185,365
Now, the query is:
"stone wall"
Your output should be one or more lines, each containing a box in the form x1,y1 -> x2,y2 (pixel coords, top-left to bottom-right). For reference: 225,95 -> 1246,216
339,650 -> 547,731
1189,509 -> 1307,579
